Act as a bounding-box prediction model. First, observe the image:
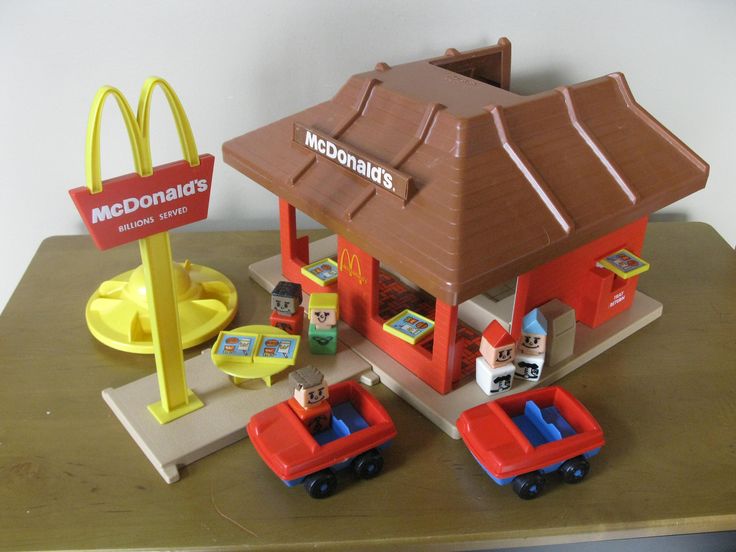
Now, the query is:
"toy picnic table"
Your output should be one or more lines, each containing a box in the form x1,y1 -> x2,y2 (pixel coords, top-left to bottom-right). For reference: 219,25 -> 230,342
211,324 -> 299,386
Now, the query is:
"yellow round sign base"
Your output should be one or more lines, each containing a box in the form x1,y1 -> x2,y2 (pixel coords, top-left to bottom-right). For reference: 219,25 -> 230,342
85,260 -> 238,354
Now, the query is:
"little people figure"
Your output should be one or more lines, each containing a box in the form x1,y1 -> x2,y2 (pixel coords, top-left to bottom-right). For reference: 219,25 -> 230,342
514,308 -> 548,382
269,281 -> 304,335
475,320 -> 516,395
288,366 -> 332,433
308,293 -> 339,354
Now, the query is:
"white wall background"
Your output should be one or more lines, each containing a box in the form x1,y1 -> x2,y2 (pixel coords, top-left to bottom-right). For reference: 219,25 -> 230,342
1,0 -> 734,313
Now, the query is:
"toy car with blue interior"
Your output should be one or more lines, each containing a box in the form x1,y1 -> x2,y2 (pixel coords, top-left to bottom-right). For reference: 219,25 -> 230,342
457,386 -> 604,499
247,380 -> 397,498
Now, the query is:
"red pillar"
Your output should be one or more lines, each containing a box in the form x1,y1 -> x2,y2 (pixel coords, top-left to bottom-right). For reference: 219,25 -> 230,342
336,235 -> 379,335
278,199 -> 336,294
279,199 -> 309,270
431,299 -> 460,393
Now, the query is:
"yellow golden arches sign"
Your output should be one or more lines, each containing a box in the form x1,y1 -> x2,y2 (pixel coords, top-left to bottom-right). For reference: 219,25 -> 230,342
69,77 -> 216,424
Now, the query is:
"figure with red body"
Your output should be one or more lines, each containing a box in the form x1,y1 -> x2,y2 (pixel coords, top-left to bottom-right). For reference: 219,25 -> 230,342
287,366 -> 332,434
269,280 -> 304,335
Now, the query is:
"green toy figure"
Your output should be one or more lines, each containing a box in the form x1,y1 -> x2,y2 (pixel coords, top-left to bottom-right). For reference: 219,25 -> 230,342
308,293 -> 339,354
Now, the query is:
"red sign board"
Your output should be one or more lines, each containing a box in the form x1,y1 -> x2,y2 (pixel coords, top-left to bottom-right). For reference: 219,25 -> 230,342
69,154 -> 215,250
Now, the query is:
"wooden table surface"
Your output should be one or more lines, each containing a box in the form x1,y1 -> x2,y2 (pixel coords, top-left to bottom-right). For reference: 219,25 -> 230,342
1,222 -> 735,551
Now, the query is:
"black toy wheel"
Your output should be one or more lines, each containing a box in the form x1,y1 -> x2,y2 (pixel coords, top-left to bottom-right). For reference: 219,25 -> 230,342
352,449 -> 384,479
559,456 -> 590,484
511,472 -> 546,500
303,470 -> 337,499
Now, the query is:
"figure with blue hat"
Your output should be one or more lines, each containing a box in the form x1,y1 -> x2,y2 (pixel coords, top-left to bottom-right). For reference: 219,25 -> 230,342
514,308 -> 548,382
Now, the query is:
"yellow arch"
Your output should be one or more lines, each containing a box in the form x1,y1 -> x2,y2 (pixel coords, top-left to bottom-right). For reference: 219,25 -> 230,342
85,77 -> 201,195
85,86 -> 149,194
137,76 -> 200,168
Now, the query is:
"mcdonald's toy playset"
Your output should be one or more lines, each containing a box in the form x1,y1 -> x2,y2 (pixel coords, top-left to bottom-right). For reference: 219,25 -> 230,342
457,386 -> 605,500
67,36 -> 709,487
224,37 -> 708,436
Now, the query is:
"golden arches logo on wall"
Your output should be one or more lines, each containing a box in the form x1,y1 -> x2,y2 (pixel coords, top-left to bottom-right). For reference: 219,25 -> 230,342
339,248 -> 367,285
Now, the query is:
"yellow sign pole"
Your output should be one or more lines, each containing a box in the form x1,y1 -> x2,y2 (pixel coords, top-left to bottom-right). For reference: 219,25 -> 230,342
140,232 -> 203,421
85,78 -> 204,423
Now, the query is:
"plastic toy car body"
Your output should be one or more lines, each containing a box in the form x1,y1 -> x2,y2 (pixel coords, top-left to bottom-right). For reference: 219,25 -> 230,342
247,380 -> 397,498
457,386 -> 604,499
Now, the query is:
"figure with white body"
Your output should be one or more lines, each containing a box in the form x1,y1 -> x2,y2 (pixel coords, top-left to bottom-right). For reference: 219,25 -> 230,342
514,308 -> 548,382
475,320 -> 516,395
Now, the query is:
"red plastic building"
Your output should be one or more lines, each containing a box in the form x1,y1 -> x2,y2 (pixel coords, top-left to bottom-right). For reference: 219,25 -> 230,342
224,38 -> 708,396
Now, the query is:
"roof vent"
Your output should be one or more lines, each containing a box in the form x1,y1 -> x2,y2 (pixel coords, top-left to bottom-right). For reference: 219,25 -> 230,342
430,38 -> 511,90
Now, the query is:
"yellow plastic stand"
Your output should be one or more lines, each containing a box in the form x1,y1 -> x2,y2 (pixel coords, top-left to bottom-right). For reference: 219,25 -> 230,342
85,260 -> 237,354
139,231 -> 204,422
85,77 -> 209,423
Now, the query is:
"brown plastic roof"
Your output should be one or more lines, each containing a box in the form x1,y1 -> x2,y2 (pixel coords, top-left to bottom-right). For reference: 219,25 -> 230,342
223,38 -> 708,305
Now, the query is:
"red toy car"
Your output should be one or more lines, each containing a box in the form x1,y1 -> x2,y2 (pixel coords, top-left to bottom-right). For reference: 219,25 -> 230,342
457,386 -> 604,499
247,380 -> 397,498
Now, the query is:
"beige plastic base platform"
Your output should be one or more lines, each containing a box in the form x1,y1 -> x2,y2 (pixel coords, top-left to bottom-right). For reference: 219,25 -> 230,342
249,235 -> 663,439
102,336 -> 371,484
340,294 -> 661,438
